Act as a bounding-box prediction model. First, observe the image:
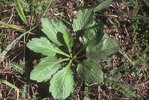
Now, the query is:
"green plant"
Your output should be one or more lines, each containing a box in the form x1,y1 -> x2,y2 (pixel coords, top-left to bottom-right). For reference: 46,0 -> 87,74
105,79 -> 135,97
13,0 -> 27,24
27,5 -> 119,100
27,11 -> 119,99
0,25 -> 36,62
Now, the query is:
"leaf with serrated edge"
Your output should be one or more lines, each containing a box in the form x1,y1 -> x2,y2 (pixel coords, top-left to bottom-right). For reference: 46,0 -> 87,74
27,37 -> 55,56
72,9 -> 95,31
41,18 -> 62,46
52,19 -> 72,51
27,37 -> 69,57
41,18 -> 72,50
50,64 -> 74,99
86,35 -> 119,61
30,57 -> 63,82
77,60 -> 104,84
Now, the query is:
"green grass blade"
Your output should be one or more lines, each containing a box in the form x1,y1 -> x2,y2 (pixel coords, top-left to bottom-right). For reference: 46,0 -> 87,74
94,0 -> 112,12
0,26 -> 36,62
13,0 -> 27,24
0,79 -> 19,100
0,21 -> 25,32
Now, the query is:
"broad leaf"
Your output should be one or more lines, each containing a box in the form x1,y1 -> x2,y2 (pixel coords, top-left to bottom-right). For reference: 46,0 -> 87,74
52,19 -> 72,51
50,64 -> 74,99
74,25 -> 104,56
72,9 -> 96,32
86,35 -> 119,61
41,18 -> 62,46
27,37 -> 69,57
77,60 -> 104,84
94,0 -> 113,12
41,18 -> 72,50
30,57 -> 62,82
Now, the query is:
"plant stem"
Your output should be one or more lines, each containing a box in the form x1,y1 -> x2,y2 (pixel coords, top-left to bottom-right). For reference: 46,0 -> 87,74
59,51 -> 70,58
67,59 -> 73,68
60,58 -> 70,62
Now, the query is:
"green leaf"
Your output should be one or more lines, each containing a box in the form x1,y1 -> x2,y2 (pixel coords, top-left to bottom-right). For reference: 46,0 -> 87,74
27,37 -> 69,57
77,60 -> 104,84
41,18 -> 72,50
13,0 -> 27,24
52,19 -> 72,51
49,63 -> 74,99
87,35 -> 119,61
83,24 -> 104,46
94,0 -> 113,12
72,9 -> 96,31
30,57 -> 63,82
41,18 -> 62,46
74,25 -> 104,56
27,37 -> 55,56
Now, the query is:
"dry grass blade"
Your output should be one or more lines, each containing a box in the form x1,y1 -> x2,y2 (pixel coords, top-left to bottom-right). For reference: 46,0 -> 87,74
0,79 -> 19,100
0,21 -> 25,32
13,0 -> 27,24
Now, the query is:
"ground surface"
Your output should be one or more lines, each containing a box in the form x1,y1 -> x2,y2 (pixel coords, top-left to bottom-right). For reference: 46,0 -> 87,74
0,0 -> 149,100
